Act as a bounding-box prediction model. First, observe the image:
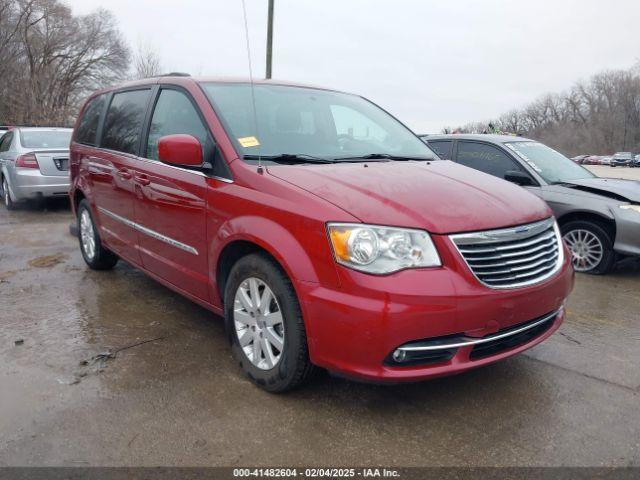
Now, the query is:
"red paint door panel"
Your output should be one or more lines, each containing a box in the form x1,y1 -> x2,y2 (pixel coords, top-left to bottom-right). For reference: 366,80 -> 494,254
88,88 -> 152,263
87,151 -> 140,263
131,87 -> 214,301
133,160 -> 209,300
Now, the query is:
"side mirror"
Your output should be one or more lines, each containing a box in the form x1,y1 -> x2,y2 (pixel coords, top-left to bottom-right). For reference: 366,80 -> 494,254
158,134 -> 203,167
504,170 -> 535,186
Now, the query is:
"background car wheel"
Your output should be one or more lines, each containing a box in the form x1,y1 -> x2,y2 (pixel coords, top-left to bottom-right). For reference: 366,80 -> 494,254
224,252 -> 316,392
77,199 -> 118,270
2,177 -> 17,210
561,220 -> 615,274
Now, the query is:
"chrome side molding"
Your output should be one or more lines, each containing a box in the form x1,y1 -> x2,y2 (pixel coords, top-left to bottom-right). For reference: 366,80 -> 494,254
97,206 -> 199,256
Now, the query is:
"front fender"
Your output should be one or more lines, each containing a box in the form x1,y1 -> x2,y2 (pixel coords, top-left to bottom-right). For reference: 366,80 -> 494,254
210,215 -> 340,305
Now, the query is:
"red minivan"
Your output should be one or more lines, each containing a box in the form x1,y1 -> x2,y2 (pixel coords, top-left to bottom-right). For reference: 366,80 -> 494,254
70,76 -> 574,392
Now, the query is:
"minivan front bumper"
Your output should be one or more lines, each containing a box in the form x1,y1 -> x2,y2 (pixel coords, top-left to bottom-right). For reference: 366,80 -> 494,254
298,235 -> 574,382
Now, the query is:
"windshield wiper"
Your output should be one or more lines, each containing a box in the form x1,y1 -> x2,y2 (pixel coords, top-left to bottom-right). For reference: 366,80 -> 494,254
550,181 -> 577,187
333,153 -> 435,162
243,154 -> 334,164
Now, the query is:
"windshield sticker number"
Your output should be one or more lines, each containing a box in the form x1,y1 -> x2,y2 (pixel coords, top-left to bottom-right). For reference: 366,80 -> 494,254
238,136 -> 261,148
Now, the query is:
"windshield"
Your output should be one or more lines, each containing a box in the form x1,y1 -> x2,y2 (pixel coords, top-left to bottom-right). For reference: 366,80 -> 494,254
505,141 -> 595,183
20,130 -> 72,149
201,83 -> 434,162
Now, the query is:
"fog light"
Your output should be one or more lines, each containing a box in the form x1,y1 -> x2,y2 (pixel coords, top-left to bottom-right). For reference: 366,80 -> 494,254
392,349 -> 407,362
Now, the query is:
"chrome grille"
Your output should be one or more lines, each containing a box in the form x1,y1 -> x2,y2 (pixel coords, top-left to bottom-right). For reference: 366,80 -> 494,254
450,218 -> 562,289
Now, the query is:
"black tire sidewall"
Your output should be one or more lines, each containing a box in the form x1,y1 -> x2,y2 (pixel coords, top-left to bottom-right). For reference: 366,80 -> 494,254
224,253 -> 308,392
561,220 -> 615,274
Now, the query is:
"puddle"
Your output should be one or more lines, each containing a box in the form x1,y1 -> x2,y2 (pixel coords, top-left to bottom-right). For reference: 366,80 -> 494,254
28,253 -> 68,268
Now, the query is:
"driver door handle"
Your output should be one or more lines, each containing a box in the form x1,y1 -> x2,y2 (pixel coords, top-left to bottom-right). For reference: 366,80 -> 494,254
135,172 -> 151,186
117,168 -> 132,180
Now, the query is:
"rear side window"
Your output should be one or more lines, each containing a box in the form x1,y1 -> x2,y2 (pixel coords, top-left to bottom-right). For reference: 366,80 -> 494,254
456,141 -> 522,179
428,140 -> 452,159
146,89 -> 213,161
101,89 -> 151,155
76,95 -> 107,145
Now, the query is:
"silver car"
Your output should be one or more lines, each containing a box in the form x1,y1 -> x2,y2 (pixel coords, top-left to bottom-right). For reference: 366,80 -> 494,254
422,134 -> 640,274
0,127 -> 72,209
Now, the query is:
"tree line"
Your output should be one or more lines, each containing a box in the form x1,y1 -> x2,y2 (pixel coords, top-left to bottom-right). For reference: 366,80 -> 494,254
0,0 -> 162,126
445,64 -> 640,157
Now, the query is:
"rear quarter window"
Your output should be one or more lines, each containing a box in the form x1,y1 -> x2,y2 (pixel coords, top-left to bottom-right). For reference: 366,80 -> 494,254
101,89 -> 151,155
76,95 -> 107,146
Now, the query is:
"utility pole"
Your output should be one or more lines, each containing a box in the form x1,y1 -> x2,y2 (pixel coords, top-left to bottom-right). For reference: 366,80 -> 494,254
265,0 -> 274,79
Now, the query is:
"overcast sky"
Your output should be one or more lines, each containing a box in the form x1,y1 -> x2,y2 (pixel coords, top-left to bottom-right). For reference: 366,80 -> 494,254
66,0 -> 640,133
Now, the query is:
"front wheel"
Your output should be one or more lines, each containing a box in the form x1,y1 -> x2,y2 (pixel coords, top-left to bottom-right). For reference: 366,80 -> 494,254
561,220 -> 615,274
224,253 -> 316,392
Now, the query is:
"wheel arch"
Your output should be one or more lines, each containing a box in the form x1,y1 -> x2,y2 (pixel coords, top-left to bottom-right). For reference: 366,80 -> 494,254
72,188 -> 86,216
216,240 -> 283,304
211,216 -> 334,308
556,211 -> 616,241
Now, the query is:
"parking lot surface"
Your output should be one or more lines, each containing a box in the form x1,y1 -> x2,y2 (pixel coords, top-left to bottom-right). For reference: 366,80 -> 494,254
1,196 -> 639,467
586,165 -> 640,180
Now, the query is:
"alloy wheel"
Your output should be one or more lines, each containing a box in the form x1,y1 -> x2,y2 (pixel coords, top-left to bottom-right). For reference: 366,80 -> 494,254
80,209 -> 96,260
233,277 -> 285,370
563,229 -> 604,272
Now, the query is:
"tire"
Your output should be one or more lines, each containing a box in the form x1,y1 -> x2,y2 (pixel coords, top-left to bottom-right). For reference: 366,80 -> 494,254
224,252 -> 316,392
561,220 -> 615,274
77,199 -> 118,270
2,176 -> 17,210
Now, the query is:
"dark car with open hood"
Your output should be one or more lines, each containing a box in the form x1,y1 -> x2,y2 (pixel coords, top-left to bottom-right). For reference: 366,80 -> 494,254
422,134 -> 640,274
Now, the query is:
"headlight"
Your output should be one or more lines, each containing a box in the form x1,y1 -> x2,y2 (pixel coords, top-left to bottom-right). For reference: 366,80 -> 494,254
620,204 -> 640,214
327,223 -> 441,274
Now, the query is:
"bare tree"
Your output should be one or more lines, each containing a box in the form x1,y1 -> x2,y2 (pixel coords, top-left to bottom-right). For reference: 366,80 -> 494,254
447,65 -> 640,156
132,40 -> 162,79
0,0 -> 130,126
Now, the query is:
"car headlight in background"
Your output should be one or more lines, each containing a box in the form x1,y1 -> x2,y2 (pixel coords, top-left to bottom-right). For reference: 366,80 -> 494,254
619,204 -> 640,214
327,223 -> 441,274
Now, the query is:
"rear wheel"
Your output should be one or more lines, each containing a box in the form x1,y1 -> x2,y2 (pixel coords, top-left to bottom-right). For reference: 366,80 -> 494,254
224,253 -> 316,392
1,176 -> 16,210
77,199 -> 118,270
561,220 -> 615,274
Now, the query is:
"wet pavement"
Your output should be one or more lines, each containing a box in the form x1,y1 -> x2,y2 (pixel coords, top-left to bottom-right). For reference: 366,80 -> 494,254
0,200 -> 639,467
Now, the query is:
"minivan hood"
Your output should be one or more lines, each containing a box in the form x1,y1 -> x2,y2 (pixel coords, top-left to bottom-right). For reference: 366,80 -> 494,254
267,160 -> 551,234
561,177 -> 640,203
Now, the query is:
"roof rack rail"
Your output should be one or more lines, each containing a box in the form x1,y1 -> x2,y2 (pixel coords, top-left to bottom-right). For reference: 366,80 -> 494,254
159,72 -> 191,77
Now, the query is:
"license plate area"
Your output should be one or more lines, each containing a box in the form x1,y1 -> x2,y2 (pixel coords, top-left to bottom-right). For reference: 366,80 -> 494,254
53,158 -> 69,171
